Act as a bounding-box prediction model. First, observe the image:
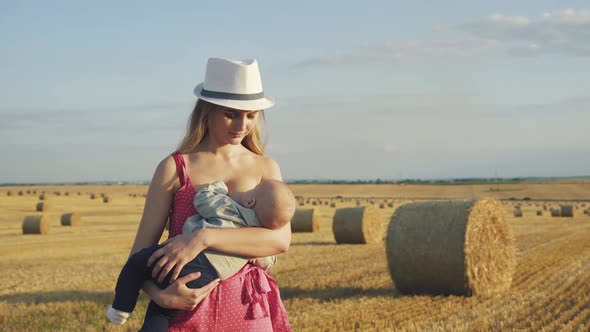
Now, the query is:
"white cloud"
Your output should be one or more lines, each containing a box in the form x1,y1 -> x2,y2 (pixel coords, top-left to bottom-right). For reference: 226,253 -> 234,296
488,14 -> 531,26
295,38 -> 499,67
383,143 -> 399,153
458,8 -> 590,57
296,8 -> 590,67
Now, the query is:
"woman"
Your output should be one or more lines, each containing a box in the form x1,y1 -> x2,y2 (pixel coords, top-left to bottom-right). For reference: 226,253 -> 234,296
129,58 -> 292,331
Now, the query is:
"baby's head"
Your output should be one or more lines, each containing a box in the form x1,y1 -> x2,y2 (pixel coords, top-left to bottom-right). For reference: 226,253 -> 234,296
241,179 -> 295,229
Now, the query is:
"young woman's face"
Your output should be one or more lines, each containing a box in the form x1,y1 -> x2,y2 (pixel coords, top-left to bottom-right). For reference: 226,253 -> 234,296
208,107 -> 259,145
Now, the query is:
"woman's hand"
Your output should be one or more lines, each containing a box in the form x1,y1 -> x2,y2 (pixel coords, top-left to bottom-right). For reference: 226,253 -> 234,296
154,272 -> 220,310
147,231 -> 207,283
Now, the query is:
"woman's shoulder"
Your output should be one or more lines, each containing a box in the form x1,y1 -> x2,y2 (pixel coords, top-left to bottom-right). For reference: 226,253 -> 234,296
156,153 -> 178,174
151,153 -> 183,192
238,149 -> 282,181
258,155 -> 282,181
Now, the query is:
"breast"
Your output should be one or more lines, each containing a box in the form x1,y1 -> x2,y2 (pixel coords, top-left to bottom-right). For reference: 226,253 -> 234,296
225,177 -> 261,203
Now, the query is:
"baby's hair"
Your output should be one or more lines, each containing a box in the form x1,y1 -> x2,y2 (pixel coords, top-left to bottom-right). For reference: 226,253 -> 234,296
255,179 -> 296,229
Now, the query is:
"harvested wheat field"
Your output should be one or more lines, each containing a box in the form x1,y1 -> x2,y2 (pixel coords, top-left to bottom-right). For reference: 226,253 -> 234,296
1,181 -> 590,331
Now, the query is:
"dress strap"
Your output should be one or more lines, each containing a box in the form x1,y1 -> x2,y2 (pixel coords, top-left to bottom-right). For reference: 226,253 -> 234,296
171,151 -> 189,187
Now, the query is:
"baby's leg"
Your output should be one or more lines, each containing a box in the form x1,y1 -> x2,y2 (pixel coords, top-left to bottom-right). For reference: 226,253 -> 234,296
181,252 -> 220,288
111,244 -> 165,314
140,301 -> 176,332
140,252 -> 219,331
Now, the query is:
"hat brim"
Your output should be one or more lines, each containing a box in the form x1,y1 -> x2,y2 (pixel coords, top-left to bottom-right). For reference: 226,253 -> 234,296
193,83 -> 275,111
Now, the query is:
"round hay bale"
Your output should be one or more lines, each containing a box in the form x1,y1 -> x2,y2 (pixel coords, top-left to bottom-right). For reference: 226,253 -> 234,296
36,201 -> 52,212
18,190 -> 24,196
387,202 -> 394,208
22,215 -> 51,234
386,199 -> 515,297
513,208 -> 523,217
291,208 -> 320,233
61,212 -> 81,226
536,210 -> 542,216
550,208 -> 561,217
560,205 -> 574,218
64,192 -> 69,196
311,201 -> 317,206
6,191 -> 13,196
330,202 -> 336,208
103,196 -> 112,203
39,193 -> 47,200
379,203 -> 385,209
90,193 -> 96,199
332,205 -> 382,244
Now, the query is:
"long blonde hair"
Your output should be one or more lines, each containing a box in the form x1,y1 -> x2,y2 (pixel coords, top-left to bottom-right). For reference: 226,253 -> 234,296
176,99 -> 267,155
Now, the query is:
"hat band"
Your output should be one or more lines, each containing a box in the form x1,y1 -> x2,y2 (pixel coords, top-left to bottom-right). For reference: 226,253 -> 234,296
201,88 -> 265,101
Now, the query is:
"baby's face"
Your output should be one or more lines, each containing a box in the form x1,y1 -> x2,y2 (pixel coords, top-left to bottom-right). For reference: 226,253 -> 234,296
240,191 -> 283,216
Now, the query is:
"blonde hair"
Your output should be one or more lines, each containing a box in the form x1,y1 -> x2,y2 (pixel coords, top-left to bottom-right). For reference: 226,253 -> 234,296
176,99 -> 267,155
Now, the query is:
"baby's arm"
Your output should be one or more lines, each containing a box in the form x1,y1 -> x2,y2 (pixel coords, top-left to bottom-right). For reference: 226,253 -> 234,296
249,255 -> 277,271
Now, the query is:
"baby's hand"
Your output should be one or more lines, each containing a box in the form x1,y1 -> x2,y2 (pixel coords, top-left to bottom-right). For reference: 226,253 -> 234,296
242,197 -> 256,208
250,256 -> 276,271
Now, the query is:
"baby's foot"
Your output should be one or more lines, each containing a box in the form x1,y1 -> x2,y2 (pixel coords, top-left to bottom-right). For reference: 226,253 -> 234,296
106,305 -> 130,325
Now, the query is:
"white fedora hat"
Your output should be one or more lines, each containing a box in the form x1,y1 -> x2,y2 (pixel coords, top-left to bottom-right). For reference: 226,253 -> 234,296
193,58 -> 275,111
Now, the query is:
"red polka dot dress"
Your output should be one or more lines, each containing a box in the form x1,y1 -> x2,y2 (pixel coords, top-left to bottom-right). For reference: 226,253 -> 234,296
166,152 -> 292,332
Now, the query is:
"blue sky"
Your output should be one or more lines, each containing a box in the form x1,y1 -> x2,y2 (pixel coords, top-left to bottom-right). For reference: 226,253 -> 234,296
1,1 -> 589,183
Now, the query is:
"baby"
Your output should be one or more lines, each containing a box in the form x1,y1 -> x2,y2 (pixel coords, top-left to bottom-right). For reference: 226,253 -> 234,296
107,178 -> 295,331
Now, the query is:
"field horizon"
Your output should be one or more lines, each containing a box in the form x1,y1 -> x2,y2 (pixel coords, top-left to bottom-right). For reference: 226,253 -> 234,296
2,175 -> 590,187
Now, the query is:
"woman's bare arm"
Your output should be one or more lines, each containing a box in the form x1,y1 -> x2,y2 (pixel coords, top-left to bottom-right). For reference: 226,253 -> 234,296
144,271 -> 218,310
148,156 -> 292,282
129,156 -> 177,255
202,224 -> 290,256
131,155 -> 219,308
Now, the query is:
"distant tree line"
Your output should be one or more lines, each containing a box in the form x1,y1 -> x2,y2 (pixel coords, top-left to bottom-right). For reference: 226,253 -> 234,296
1,176 -> 588,187
284,176 -> 588,185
